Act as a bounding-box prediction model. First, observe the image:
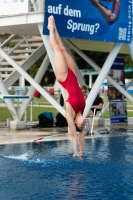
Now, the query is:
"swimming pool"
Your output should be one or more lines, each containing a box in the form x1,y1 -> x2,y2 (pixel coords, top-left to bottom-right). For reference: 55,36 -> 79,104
0,135 -> 133,200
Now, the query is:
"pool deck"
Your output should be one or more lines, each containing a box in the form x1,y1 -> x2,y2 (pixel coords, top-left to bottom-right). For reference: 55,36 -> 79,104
0,118 -> 133,145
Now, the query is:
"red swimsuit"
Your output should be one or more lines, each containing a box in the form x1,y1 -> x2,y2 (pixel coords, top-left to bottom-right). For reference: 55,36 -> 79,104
58,68 -> 85,114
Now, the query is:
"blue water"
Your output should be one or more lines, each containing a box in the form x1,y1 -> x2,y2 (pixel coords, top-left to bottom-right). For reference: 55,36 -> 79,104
0,136 -> 133,200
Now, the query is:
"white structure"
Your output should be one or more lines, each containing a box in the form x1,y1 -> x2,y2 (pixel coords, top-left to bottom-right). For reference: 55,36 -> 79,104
0,0 -> 133,129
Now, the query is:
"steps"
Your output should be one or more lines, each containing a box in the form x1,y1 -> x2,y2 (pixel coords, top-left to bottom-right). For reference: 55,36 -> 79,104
0,34 -> 44,86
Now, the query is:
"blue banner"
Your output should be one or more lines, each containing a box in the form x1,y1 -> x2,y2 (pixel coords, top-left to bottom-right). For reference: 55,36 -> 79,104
107,57 -> 128,125
43,0 -> 132,43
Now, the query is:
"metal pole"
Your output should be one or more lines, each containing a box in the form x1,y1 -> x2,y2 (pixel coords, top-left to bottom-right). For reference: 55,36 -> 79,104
24,110 -> 27,122
30,100 -> 33,121
0,75 -> 18,120
126,79 -> 133,89
89,74 -> 92,88
18,54 -> 50,119
100,103 -> 109,116
83,43 -> 122,117
128,36 -> 133,61
36,0 -> 44,12
0,34 -> 16,48
30,0 -> 38,11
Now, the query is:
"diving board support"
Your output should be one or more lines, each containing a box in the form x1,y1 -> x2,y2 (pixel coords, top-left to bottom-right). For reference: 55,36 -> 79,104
0,47 -> 66,117
89,74 -> 92,89
126,79 -> 133,89
18,54 -> 50,120
0,34 -> 16,48
0,93 -> 29,129
99,103 -> 109,117
0,75 -> 19,121
4,41 -> 46,90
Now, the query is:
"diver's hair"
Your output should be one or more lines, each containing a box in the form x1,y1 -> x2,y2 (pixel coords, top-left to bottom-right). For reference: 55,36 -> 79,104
75,124 -> 84,132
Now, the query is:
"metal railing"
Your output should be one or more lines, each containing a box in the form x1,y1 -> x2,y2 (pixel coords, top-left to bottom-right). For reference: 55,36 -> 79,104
0,88 -> 61,127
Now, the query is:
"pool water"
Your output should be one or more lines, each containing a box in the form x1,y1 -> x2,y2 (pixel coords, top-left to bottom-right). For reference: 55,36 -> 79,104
0,135 -> 133,200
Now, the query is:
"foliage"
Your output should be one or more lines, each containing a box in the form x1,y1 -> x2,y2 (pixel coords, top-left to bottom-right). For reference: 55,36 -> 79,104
72,50 -> 109,69
124,54 -> 133,67
124,54 -> 133,79
26,54 -> 55,85
27,54 -> 45,79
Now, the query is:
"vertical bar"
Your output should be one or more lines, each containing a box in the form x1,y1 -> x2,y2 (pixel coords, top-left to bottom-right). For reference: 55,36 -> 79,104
30,100 -> 33,121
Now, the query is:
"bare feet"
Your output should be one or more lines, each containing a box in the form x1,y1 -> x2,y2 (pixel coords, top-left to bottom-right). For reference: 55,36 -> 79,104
47,15 -> 55,30
73,153 -> 82,160
73,151 -> 83,158
73,153 -> 79,158
79,151 -> 83,157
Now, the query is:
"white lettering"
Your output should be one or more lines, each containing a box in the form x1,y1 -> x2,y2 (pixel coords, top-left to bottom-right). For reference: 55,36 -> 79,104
48,4 -> 62,15
72,22 -> 78,32
48,5 -> 53,13
90,25 -> 95,34
64,5 -> 81,17
67,19 -> 73,30
67,19 -> 100,34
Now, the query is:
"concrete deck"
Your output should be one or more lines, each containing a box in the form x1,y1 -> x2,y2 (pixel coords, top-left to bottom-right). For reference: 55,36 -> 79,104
0,118 -> 133,145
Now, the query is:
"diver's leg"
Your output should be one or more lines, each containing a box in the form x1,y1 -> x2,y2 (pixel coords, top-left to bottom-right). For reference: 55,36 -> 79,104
48,16 -> 68,82
48,15 -> 77,76
66,106 -> 79,157
52,17 -> 77,75
78,131 -> 84,157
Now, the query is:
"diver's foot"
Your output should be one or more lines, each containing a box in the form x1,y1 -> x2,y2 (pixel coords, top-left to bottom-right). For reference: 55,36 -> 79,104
73,153 -> 76,157
78,152 -> 83,160
73,153 -> 79,158
73,152 -> 83,160
47,15 -> 55,30
79,151 -> 83,157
